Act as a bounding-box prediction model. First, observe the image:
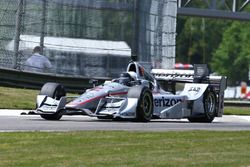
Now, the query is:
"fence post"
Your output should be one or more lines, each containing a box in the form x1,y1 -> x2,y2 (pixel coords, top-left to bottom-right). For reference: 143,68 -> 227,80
13,0 -> 23,69
40,0 -> 47,54
131,0 -> 139,61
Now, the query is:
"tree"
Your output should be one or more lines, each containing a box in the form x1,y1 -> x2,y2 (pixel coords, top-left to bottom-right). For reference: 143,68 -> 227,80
176,17 -> 231,65
211,21 -> 250,85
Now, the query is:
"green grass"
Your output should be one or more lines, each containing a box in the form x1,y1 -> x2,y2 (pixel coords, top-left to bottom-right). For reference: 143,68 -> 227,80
0,86 -> 37,109
0,86 -> 77,110
0,131 -> 250,167
0,86 -> 249,115
224,107 -> 250,115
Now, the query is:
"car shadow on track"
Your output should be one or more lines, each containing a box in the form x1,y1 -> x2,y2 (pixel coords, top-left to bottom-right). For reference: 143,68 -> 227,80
26,116 -> 194,124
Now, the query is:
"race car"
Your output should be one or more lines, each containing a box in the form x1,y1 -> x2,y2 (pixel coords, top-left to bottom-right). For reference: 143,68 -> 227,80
35,61 -> 227,122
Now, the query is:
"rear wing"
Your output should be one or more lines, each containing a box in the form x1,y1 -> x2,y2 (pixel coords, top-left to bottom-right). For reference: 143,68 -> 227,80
151,64 -> 226,87
151,68 -> 194,82
151,64 -> 227,116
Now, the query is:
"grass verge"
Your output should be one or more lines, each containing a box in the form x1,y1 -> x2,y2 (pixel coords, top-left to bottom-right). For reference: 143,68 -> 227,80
0,86 -> 249,115
0,131 -> 250,167
0,86 -> 37,109
224,107 -> 250,115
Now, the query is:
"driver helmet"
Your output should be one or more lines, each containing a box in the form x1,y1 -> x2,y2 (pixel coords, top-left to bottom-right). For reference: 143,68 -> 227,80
118,72 -> 137,85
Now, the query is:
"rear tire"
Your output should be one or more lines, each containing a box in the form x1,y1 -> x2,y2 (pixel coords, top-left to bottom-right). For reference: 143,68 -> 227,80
203,89 -> 216,122
188,88 -> 216,123
127,86 -> 153,122
39,82 -> 66,120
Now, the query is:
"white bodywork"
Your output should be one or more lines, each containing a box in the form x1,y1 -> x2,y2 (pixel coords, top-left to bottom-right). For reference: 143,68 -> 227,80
35,62 -> 227,122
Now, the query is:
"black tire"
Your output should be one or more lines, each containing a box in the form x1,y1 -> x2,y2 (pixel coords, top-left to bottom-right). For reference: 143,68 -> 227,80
127,86 -> 153,122
188,88 -> 216,123
39,82 -> 66,120
203,89 -> 217,122
39,82 -> 66,100
97,116 -> 113,120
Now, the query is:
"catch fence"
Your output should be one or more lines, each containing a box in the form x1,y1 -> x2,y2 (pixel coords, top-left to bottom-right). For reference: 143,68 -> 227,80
0,0 -> 177,78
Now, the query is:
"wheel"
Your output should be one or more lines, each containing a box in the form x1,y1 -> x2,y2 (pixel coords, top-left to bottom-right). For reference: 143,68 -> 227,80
127,86 -> 153,122
97,116 -> 113,120
39,82 -> 66,100
188,88 -> 216,123
39,82 -> 66,120
203,89 -> 216,122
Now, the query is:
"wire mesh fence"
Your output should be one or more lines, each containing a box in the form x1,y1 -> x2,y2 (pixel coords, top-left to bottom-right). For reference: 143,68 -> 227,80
0,0 -> 177,77
0,0 -> 18,68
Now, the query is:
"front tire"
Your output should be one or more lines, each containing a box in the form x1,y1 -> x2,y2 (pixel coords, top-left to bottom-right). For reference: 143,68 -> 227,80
39,82 -> 66,120
127,86 -> 153,122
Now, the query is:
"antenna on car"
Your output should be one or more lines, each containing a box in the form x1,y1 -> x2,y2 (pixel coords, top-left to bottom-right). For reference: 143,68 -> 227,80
89,79 -> 98,87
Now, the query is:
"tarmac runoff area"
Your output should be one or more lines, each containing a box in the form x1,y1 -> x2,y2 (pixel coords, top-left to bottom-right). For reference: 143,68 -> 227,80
0,109 -> 250,132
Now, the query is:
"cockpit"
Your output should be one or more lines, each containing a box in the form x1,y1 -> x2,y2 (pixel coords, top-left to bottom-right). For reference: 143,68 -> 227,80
116,72 -> 138,86
112,62 -> 158,91
127,62 -> 157,90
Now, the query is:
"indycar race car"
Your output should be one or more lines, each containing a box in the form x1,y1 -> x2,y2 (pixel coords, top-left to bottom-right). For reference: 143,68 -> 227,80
35,61 -> 227,122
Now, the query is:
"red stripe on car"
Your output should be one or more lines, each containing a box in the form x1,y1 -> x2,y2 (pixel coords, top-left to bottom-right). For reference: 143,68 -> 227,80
68,92 -> 127,106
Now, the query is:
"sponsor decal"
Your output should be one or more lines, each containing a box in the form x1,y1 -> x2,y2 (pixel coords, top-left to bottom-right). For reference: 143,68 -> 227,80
187,86 -> 201,96
41,105 -> 57,111
188,87 -> 201,92
154,97 -> 182,107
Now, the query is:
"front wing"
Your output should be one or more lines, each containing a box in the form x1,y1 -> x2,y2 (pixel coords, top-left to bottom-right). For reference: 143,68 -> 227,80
35,95 -> 139,119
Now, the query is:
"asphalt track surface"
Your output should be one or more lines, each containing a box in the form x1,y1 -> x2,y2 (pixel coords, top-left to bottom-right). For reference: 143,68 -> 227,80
0,110 -> 250,132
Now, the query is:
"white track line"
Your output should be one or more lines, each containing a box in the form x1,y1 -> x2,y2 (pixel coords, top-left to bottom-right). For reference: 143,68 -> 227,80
0,109 -> 250,123
0,109 -> 29,116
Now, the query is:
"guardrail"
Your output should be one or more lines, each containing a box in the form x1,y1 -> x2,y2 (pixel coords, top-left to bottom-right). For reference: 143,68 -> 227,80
0,67 -> 109,92
224,100 -> 250,107
2,67 -> 250,106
